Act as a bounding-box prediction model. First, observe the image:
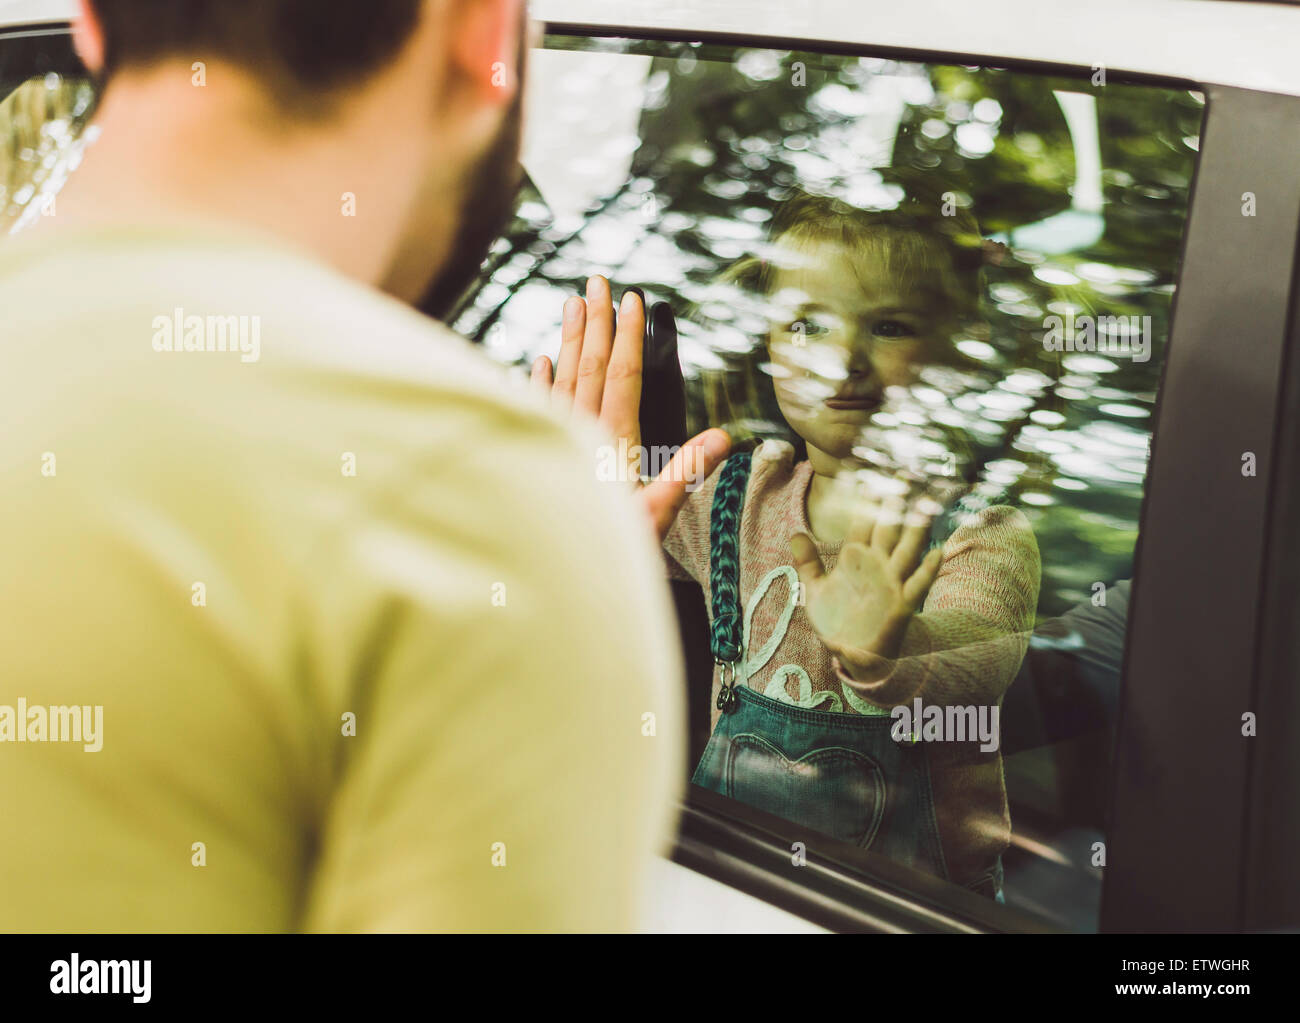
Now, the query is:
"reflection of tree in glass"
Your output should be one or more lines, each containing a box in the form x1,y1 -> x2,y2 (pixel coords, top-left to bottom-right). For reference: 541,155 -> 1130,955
1,75 -> 97,233
450,38 -> 1201,616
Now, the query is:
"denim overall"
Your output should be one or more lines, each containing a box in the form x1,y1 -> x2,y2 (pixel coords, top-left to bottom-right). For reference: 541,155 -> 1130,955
690,453 -> 950,880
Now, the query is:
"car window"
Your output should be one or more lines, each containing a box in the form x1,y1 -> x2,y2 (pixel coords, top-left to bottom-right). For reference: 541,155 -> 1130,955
454,35 -> 1203,931
0,29 -> 95,234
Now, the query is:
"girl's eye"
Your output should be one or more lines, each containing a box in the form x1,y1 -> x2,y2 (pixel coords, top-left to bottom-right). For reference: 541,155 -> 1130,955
786,319 -> 830,338
871,319 -> 916,339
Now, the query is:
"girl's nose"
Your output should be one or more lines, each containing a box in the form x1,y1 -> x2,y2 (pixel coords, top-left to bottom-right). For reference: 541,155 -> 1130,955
846,348 -> 875,379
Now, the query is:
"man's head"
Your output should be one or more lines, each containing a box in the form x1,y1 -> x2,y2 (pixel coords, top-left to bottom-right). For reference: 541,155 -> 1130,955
79,1 -> 426,113
71,0 -> 528,307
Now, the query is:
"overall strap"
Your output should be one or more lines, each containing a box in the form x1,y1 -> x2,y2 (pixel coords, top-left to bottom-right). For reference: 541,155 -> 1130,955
708,451 -> 752,713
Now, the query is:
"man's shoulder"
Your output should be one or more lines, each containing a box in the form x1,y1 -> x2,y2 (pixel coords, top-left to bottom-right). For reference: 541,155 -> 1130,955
4,224 -> 602,540
3,222 -> 513,405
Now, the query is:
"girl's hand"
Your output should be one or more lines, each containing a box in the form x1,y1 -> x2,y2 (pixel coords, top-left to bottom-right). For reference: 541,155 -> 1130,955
790,498 -> 943,678
532,275 -> 729,539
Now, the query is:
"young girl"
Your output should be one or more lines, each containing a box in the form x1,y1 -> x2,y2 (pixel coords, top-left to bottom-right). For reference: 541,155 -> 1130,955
545,185 -> 1040,900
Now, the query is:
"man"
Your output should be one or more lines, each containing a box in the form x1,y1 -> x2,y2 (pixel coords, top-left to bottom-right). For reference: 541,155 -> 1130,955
0,0 -> 727,931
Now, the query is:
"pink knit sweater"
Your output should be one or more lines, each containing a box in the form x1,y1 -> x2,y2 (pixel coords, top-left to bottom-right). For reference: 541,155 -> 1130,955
665,439 -> 1041,887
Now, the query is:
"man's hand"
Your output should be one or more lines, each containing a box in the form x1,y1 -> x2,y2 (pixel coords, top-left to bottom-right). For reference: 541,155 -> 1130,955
790,495 -> 943,680
532,275 -> 729,539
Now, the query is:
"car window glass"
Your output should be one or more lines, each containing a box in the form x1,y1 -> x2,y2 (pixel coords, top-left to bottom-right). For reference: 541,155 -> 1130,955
1,57 -> 95,234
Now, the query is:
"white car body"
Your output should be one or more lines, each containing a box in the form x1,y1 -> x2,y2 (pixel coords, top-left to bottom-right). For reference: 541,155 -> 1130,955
7,0 -> 1300,96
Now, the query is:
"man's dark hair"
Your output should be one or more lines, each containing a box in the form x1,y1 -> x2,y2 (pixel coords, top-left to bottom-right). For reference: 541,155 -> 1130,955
90,0 -> 424,104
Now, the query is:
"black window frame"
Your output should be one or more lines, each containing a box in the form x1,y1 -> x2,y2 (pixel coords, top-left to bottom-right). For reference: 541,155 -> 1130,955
1103,84 -> 1300,933
0,22 -> 85,100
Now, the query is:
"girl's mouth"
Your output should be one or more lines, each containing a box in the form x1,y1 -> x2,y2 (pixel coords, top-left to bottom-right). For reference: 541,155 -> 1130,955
824,395 -> 878,411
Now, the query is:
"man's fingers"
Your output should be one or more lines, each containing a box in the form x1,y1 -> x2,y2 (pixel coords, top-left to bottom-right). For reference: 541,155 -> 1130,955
602,288 -> 645,443
661,428 -> 729,490
574,275 -> 614,416
551,294 -> 586,405
902,547 -> 944,608
642,428 -> 730,540
530,355 -> 553,397
789,531 -> 826,590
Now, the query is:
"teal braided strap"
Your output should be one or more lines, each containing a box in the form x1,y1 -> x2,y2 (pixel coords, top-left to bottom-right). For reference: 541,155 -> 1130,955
708,452 -> 751,711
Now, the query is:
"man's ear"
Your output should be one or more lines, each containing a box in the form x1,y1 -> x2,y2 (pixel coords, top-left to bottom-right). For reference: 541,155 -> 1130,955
445,0 -> 524,108
72,0 -> 105,74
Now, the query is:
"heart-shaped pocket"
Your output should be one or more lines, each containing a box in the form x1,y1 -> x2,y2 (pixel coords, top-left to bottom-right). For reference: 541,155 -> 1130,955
726,732 -> 886,848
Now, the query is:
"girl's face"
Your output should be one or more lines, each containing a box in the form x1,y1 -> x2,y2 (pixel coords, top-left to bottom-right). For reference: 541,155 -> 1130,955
765,234 -> 951,461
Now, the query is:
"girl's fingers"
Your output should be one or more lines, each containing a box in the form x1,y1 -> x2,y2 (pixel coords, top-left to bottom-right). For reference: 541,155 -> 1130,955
845,495 -> 876,547
574,275 -> 614,416
839,541 -> 873,581
551,294 -> 586,405
870,495 -> 906,555
901,547 -> 944,608
889,519 -> 931,577
789,532 -> 826,591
